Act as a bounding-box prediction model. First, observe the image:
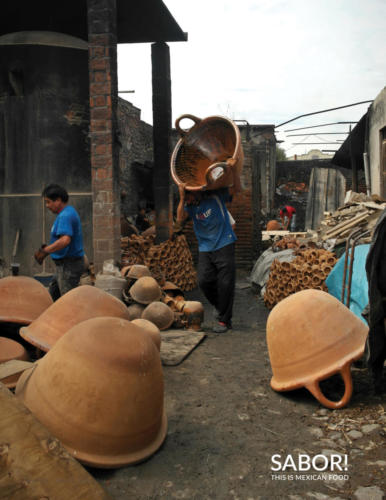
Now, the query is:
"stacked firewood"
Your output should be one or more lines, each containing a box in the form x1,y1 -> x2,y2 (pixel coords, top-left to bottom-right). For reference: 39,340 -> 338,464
264,249 -> 337,309
121,234 -> 197,291
319,200 -> 386,242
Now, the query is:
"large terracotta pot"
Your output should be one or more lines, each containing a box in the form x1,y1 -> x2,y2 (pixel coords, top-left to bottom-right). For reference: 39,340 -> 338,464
131,318 -> 161,351
142,302 -> 174,331
16,316 -> 167,468
0,276 -> 53,325
170,114 -> 244,191
20,285 -> 130,352
0,337 -> 30,388
266,289 -> 368,409
129,277 -> 162,305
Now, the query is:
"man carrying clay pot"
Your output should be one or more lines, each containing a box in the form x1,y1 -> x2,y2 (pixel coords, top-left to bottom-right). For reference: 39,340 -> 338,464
34,184 -> 85,300
176,166 -> 241,334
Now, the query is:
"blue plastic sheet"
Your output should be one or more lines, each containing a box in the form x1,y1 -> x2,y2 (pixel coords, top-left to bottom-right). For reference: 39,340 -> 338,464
326,244 -> 370,324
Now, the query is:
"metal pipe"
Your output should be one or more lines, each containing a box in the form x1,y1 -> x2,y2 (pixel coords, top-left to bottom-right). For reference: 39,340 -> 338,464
346,230 -> 370,307
341,228 -> 362,304
284,121 -> 358,132
363,152 -> 371,196
276,100 -> 373,128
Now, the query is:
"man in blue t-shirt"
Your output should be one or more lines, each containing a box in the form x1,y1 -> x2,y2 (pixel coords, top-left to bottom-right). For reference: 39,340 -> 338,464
176,173 -> 240,333
34,184 -> 85,300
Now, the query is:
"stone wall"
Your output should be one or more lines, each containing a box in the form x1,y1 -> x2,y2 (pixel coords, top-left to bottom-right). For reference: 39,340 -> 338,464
118,99 -> 153,217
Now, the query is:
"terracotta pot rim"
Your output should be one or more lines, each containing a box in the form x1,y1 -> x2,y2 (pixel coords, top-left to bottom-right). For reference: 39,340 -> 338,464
270,344 -> 365,392
0,315 -> 30,325
64,411 -> 167,468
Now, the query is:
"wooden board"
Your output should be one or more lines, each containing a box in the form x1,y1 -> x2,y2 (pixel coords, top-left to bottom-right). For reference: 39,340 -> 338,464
0,383 -> 111,500
160,330 -> 206,366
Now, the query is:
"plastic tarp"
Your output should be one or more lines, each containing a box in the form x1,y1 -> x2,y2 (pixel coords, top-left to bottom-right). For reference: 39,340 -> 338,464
250,248 -> 296,295
325,244 -> 370,324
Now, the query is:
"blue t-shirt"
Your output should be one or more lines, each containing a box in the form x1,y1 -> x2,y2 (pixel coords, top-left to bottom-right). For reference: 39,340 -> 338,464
185,190 -> 236,252
49,205 -> 84,259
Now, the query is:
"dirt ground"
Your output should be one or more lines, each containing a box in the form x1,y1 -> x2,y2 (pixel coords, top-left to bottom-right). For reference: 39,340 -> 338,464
91,272 -> 386,500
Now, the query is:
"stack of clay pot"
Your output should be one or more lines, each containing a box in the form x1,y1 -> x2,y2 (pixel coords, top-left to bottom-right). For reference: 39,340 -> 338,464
264,248 -> 337,309
0,276 -> 53,387
273,236 -> 302,251
121,233 -> 155,266
14,284 -> 167,468
122,265 -> 203,331
121,234 -> 197,291
161,282 -> 204,331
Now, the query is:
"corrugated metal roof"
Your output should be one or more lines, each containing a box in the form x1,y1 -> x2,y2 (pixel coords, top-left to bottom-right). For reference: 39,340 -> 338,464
331,113 -> 367,170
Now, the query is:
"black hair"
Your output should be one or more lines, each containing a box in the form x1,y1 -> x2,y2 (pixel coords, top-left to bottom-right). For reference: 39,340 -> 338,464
42,184 -> 69,203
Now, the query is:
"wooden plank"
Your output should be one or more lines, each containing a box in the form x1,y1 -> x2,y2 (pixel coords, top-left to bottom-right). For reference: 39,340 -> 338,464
324,211 -> 370,236
0,384 -> 112,500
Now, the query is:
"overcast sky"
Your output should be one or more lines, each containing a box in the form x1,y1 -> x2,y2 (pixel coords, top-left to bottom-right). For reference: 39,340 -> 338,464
118,0 -> 386,156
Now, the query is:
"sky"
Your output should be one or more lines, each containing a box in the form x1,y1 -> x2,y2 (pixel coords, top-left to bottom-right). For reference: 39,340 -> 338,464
117,0 -> 386,157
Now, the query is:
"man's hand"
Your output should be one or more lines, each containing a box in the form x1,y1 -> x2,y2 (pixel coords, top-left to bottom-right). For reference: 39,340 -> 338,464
34,245 -> 48,265
226,158 -> 237,169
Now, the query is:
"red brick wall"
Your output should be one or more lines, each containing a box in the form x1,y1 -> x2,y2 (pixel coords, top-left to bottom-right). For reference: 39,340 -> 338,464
88,0 -> 121,270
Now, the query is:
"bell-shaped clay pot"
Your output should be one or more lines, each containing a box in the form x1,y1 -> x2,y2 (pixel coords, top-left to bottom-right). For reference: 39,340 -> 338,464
142,302 -> 174,331
0,336 -> 30,388
131,318 -> 161,351
171,114 -> 244,191
16,316 -> 167,468
129,277 -> 162,304
126,264 -> 152,280
20,285 -> 130,352
0,276 -> 53,325
266,289 -> 368,409
127,303 -> 146,320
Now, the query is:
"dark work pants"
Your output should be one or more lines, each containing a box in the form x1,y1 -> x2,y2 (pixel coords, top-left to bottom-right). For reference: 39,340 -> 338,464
49,257 -> 84,301
198,243 -> 236,326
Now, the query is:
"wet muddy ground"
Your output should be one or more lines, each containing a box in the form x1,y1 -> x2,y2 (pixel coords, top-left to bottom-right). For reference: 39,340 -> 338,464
91,274 -> 385,499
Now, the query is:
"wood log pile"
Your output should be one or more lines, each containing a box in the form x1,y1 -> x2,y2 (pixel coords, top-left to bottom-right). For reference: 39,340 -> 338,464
318,199 -> 386,243
264,248 -> 336,309
121,234 -> 197,291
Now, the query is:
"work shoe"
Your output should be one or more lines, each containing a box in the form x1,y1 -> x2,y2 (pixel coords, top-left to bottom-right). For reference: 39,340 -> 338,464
212,322 -> 229,333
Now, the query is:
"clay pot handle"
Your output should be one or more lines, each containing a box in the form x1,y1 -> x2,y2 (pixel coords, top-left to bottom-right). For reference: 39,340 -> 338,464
205,162 -> 228,185
305,362 -> 353,410
175,114 -> 201,137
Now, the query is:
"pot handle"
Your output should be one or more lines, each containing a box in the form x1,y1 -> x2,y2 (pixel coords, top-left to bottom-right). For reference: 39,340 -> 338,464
175,114 -> 201,137
305,362 -> 353,409
205,162 -> 228,185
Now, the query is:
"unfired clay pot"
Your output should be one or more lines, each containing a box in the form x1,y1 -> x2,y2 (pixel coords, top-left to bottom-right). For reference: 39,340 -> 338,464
142,302 -> 174,331
0,336 -> 30,388
131,318 -> 161,351
266,289 -> 368,409
0,276 -> 53,325
171,114 -> 244,191
20,285 -> 131,352
129,277 -> 162,304
16,316 -> 167,468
